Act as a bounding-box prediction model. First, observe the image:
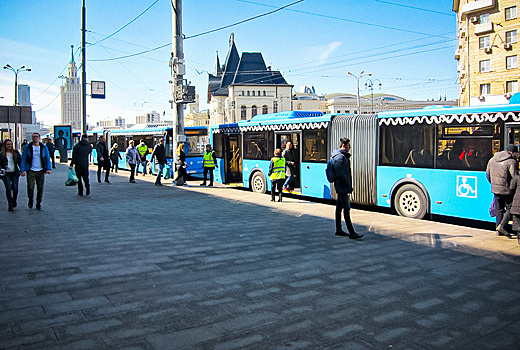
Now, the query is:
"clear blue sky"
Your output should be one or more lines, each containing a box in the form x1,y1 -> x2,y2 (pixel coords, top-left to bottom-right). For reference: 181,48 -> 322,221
0,0 -> 457,127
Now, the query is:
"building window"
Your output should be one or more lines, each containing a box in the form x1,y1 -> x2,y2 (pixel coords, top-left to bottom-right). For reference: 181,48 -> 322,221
506,81 -> 519,93
480,83 -> 491,95
241,105 -> 247,120
507,55 -> 518,69
479,36 -> 490,49
252,91 -> 255,96
506,30 -> 518,44
263,91 -> 266,96
251,105 -> 257,117
297,103 -> 302,110
258,91 -> 261,96
479,60 -> 491,73
479,13 -> 490,24
273,101 -> 278,113
506,6 -> 517,20
241,91 -> 244,96
262,105 -> 268,114
247,91 -> 250,96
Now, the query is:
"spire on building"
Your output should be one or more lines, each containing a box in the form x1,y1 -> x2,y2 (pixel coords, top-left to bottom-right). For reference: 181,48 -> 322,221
70,45 -> 75,63
215,51 -> 221,75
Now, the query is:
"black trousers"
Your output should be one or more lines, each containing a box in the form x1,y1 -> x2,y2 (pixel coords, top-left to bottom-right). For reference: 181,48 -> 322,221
75,166 -> 90,195
495,193 -> 513,230
97,161 -> 109,182
203,167 -> 214,185
335,193 -> 355,234
271,179 -> 284,201
129,164 -> 136,181
174,166 -> 187,183
26,170 -> 45,204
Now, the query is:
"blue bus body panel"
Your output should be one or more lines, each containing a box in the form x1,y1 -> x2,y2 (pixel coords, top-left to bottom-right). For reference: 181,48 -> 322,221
186,157 -> 203,174
377,166 -> 494,222
300,162 -> 331,199
242,159 -> 271,191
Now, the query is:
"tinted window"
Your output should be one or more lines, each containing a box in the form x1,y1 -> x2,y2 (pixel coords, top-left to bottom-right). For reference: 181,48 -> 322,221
244,132 -> 268,160
302,129 -> 327,162
379,123 -> 435,168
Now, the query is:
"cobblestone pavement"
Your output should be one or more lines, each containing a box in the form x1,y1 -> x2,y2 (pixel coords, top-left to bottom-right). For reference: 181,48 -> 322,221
1,164 -> 520,349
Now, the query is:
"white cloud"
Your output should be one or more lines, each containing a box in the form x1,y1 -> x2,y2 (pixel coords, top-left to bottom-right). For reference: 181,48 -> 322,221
319,41 -> 342,61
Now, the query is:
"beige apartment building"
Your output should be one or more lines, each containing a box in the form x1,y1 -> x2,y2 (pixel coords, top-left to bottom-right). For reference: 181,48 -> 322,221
454,0 -> 519,105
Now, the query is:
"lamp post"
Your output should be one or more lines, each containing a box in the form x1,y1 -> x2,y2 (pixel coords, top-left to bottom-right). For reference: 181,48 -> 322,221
365,78 -> 382,114
3,64 -> 31,144
347,71 -> 371,115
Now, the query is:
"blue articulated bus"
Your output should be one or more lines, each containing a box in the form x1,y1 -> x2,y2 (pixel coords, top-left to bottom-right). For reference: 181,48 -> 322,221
211,94 -> 520,223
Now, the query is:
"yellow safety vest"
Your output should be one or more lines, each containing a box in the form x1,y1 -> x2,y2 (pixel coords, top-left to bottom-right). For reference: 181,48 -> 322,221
269,157 -> 286,180
203,151 -> 216,168
137,144 -> 148,156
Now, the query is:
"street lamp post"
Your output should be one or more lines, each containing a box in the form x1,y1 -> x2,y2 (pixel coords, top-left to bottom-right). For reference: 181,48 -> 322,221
3,64 -> 31,144
365,78 -> 382,114
347,71 -> 371,115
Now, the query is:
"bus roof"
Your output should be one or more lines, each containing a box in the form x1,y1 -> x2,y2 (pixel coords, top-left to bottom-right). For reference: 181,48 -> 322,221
110,126 -> 172,134
379,100 -> 520,119
237,111 -> 331,127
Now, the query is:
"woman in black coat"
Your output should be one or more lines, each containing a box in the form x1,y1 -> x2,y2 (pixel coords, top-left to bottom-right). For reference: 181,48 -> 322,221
173,143 -> 188,186
0,139 -> 22,211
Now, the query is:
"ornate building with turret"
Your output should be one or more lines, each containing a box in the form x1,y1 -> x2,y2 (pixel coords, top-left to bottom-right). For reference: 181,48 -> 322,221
61,45 -> 81,131
208,34 -> 293,125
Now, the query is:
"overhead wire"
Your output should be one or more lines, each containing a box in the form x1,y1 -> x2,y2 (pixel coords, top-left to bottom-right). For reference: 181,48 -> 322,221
373,0 -> 454,16
88,0 -> 161,47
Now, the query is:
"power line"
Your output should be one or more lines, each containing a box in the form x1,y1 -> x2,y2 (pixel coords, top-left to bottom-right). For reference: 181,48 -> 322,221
236,0 -> 453,39
89,0 -> 303,62
374,0 -> 454,16
35,92 -> 60,112
184,0 -> 303,39
88,0 -> 160,47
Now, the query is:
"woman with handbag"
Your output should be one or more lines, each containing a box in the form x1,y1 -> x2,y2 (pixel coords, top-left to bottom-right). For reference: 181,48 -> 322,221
173,143 -> 188,186
0,139 -> 21,211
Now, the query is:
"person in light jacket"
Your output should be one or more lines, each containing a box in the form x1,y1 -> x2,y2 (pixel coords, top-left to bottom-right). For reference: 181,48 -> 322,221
125,140 -> 140,183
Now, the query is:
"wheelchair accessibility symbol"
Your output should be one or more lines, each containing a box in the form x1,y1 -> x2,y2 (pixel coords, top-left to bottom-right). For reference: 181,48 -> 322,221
456,175 -> 477,198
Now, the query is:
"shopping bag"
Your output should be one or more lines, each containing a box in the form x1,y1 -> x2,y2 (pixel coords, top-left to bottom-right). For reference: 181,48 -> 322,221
163,165 -> 171,179
65,168 -> 79,186
489,196 -> 497,217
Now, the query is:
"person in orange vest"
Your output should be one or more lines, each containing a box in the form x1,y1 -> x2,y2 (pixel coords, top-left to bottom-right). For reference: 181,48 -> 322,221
268,148 -> 286,202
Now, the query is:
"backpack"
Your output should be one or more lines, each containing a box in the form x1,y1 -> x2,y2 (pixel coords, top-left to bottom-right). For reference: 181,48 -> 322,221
325,155 -> 337,183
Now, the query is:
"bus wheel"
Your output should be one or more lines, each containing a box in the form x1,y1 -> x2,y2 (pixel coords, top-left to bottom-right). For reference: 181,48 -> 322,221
394,184 -> 428,219
251,171 -> 267,194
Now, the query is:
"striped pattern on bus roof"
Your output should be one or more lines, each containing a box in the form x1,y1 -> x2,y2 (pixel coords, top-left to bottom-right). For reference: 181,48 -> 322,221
379,111 -> 520,126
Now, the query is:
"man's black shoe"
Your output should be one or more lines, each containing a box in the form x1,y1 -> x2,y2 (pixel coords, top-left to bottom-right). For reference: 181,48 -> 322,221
335,230 -> 349,237
12,199 -> 17,208
497,226 -> 510,236
36,203 -> 42,211
200,183 -> 206,186
155,183 -> 162,186
349,232 -> 364,240
28,199 -> 33,209
78,192 -> 83,196
8,202 -> 13,212
105,180 -> 110,183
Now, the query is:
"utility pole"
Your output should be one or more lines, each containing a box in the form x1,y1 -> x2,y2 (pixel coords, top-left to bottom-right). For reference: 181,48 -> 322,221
81,0 -> 87,134
171,0 -> 185,163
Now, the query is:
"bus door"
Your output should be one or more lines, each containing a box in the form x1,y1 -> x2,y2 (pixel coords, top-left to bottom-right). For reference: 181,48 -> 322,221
275,132 -> 301,190
224,134 -> 242,183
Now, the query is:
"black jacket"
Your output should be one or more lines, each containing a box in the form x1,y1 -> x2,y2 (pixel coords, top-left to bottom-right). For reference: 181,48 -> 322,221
331,148 -> 353,195
0,150 -> 21,176
486,150 -> 518,195
71,139 -> 92,168
151,144 -> 167,165
96,141 -> 109,161
282,147 -> 297,176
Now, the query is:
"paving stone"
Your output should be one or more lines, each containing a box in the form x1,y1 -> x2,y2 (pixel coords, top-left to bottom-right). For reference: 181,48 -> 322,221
1,165 -> 520,349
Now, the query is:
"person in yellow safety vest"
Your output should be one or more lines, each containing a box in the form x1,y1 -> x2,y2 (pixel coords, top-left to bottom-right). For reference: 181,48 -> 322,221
136,140 -> 149,176
268,148 -> 286,202
200,144 -> 217,187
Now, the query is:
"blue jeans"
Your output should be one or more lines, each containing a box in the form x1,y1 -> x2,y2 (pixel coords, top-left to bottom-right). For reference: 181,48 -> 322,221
283,175 -> 293,189
155,163 -> 164,183
3,172 -> 19,202
137,160 -> 147,174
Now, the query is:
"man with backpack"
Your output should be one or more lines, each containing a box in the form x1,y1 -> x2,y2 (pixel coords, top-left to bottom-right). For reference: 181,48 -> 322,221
327,138 -> 363,239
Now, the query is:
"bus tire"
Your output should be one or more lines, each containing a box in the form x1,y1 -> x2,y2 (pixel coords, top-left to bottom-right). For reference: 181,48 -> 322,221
250,171 -> 267,194
394,184 -> 428,219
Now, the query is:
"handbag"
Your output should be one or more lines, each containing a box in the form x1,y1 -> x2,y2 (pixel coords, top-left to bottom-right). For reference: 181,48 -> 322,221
163,165 -> 171,179
65,168 -> 79,186
489,196 -> 497,217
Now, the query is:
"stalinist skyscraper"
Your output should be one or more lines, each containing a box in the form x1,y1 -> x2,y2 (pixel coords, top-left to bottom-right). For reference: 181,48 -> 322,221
61,45 -> 81,131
